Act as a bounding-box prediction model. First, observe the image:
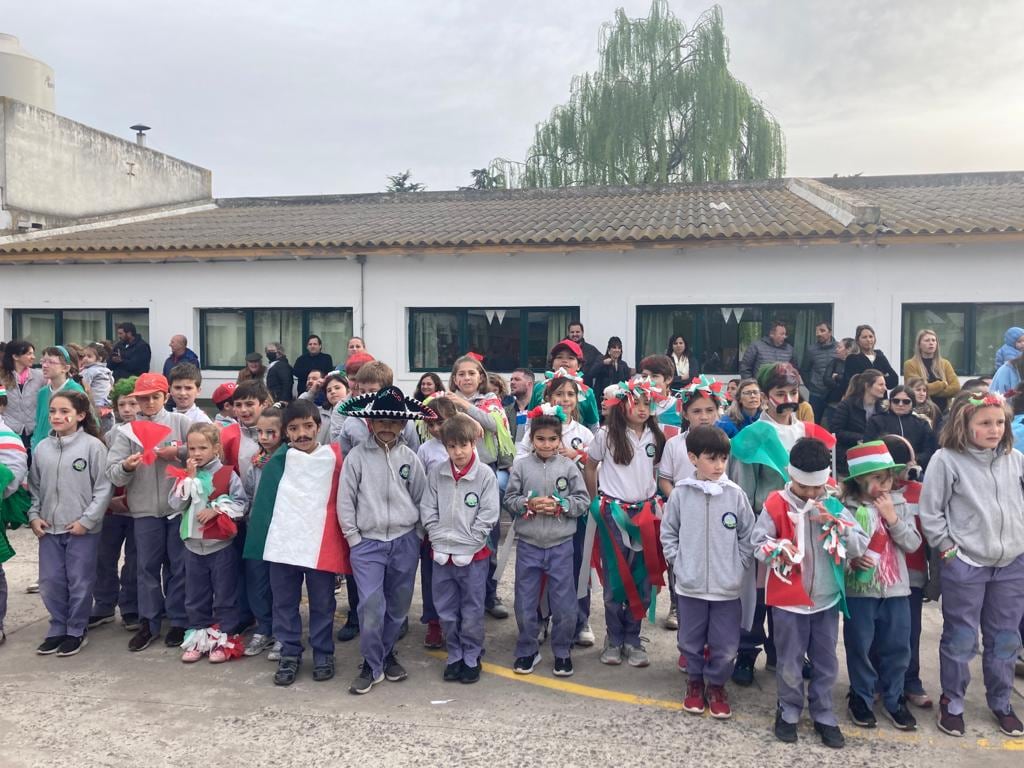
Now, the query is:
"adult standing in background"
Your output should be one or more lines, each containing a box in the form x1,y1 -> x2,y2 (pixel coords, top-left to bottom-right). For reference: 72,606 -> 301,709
840,324 -> 899,392
237,352 -> 266,384
739,320 -> 794,379
108,322 -> 151,381
0,340 -> 44,452
566,322 -> 602,373
902,329 -> 960,412
162,335 -> 199,378
293,334 -> 335,391
665,334 -> 699,384
800,321 -> 837,422
504,368 -> 535,444
264,342 -> 294,402
587,336 -> 631,394
825,369 -> 887,475
347,336 -> 367,357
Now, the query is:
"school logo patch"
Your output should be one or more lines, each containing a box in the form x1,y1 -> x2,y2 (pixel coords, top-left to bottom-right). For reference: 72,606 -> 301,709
71,458 -> 87,472
645,444 -> 656,458
555,476 -> 569,492
721,512 -> 738,530
464,492 -> 479,508
399,464 -> 411,480
570,437 -> 583,449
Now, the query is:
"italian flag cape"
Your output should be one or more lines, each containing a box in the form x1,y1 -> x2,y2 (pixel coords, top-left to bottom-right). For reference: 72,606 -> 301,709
0,463 -> 31,564
244,443 -> 349,573
730,418 -> 836,480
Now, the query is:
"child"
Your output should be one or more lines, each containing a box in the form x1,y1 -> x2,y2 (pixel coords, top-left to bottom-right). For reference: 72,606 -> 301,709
840,441 -> 922,731
79,342 -> 115,434
420,413 -> 500,683
0,386 -> 30,645
919,391 -> 1024,738
89,377 -> 141,632
314,372 -> 349,444
504,412 -> 589,677
334,362 -> 419,452
168,363 -> 212,424
29,390 -> 113,656
244,399 -> 347,686
528,340 -> 600,430
583,378 -> 666,667
337,386 -> 432,695
242,406 -> 284,658
169,423 -> 247,663
661,425 -> 754,719
752,438 -> 868,748
106,373 -> 193,652
211,383 -> 237,428
638,355 -> 683,439
32,346 -> 86,449
230,380 -> 270,470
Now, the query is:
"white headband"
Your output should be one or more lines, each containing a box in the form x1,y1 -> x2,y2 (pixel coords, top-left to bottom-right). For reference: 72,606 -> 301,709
788,466 -> 831,486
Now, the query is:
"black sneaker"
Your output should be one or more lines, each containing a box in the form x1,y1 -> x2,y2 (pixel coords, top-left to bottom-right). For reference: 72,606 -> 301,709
384,652 -> 408,682
165,626 -> 187,647
443,660 -> 464,682
848,692 -> 877,728
350,661 -> 384,694
486,597 -> 509,619
121,613 -> 141,631
460,662 -> 481,684
56,635 -> 88,657
398,617 -> 409,640
731,656 -> 755,687
87,613 -> 115,629
884,698 -> 918,731
553,657 -> 574,677
128,625 -> 158,652
274,656 -> 301,686
814,721 -> 846,748
37,635 -> 66,655
764,651 -> 777,672
937,695 -> 965,737
774,707 -> 798,743
312,655 -> 335,682
336,620 -> 359,642
802,656 -> 813,680
993,707 -> 1023,737
514,652 -> 541,675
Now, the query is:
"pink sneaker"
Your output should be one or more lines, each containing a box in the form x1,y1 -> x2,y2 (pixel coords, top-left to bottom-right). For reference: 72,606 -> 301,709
181,648 -> 203,663
678,653 -> 687,672
209,648 -> 228,663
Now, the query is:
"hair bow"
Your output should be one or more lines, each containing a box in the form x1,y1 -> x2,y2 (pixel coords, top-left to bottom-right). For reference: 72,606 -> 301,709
602,376 -> 666,409
674,374 -> 729,407
527,403 -> 568,422
545,367 -> 589,392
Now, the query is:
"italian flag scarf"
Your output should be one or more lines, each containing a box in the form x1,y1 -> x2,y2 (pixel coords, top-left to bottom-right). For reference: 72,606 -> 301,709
0,463 -> 30,563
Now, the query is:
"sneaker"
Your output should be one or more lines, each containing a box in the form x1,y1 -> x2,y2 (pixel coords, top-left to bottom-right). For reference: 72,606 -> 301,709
993,707 -> 1024,738
537,616 -> 550,643
906,691 -> 933,709
443,660 -> 464,682
848,692 -> 877,728
802,656 -> 813,680
244,633 -> 274,657
274,656 -> 301,686
398,617 -> 409,640
336,619 -> 359,642
514,652 -> 541,675
37,635 -> 66,655
731,656 -> 754,687
884,699 -> 918,731
600,641 -> 623,666
553,657 -> 574,677
313,655 -> 335,682
165,626 -> 186,647
0,630 -> 5,646
624,644 -> 649,668
121,613 -> 141,631
56,635 -> 88,656
765,650 -> 778,672
682,679 -> 706,714
460,662 -> 481,684
350,661 -> 384,694
209,648 -> 228,664
574,623 -> 595,647
128,625 -> 158,652
774,707 -> 798,743
814,721 -> 846,749
334,574 -> 346,594
1017,653 -> 1024,678
266,640 -> 283,662
486,598 -> 509,619
707,685 -> 732,719
424,620 -> 444,649
665,604 -> 678,630
384,652 -> 408,682
677,653 -> 688,673
937,695 -> 965,737
26,581 -> 39,594
181,648 -> 204,663
87,613 -> 115,629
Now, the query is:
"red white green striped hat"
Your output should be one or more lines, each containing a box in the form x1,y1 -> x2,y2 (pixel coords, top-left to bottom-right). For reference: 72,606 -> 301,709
845,440 -> 905,480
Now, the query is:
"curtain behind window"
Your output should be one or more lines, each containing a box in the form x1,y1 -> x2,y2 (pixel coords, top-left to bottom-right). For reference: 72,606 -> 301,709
204,311 -> 246,367
61,310 -> 104,347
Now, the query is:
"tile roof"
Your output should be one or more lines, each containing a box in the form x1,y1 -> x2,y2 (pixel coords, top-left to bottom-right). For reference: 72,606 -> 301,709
1,171 -> 1022,260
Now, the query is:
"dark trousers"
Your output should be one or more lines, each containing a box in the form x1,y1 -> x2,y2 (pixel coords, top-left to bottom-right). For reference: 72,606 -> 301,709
571,515 -> 592,633
92,514 -> 137,617
773,607 -> 840,727
844,595 -> 911,712
419,537 -> 438,623
245,557 -> 273,636
738,587 -> 775,663
133,515 -> 187,634
269,562 -> 336,661
432,558 -> 488,666
677,595 -> 741,686
184,546 -> 240,631
232,520 -> 253,628
514,540 -> 576,658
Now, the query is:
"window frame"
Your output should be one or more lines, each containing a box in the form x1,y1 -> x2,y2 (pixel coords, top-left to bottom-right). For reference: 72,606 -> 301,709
407,306 -> 581,373
900,301 -> 1023,376
11,308 -> 151,348
198,307 -> 354,371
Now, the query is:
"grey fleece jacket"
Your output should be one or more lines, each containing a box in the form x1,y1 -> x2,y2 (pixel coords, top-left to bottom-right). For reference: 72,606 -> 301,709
29,429 -> 113,534
167,459 -> 248,555
337,434 -> 427,546
841,496 -> 922,599
105,410 -> 192,518
503,453 -> 589,549
420,458 -> 499,557
661,478 -> 755,600
919,446 -> 1024,568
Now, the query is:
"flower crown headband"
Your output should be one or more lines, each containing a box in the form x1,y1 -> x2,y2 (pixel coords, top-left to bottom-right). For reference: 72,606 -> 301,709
602,376 -> 666,410
527,403 -> 568,423
545,367 -> 588,393
967,391 -> 1006,408
674,374 -> 729,408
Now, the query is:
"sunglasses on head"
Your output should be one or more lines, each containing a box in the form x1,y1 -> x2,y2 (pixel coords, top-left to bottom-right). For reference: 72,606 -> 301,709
890,397 -> 913,405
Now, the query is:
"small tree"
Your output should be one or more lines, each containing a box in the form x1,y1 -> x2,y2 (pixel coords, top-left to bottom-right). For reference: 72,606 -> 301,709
385,170 -> 426,193
463,167 -> 507,190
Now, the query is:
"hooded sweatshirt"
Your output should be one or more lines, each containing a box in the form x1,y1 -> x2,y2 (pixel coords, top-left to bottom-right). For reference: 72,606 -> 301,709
337,433 -> 427,546
503,452 -> 589,549
420,456 -> 499,557
106,409 -> 192,518
29,428 -> 113,534
994,327 -> 1024,370
919,446 -> 1024,568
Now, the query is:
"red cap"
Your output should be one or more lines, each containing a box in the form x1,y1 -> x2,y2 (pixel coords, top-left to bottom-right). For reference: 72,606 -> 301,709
132,372 -> 169,397
344,352 -> 375,376
211,382 -> 237,406
550,339 -> 583,359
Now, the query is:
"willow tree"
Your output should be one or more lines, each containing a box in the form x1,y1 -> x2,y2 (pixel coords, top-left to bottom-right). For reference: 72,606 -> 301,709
501,2 -> 785,188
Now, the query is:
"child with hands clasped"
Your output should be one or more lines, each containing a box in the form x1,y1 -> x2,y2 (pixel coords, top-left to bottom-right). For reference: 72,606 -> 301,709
169,423 -> 247,663
29,391 -> 113,657
661,425 -> 754,720
840,441 -> 922,732
919,391 -> 1024,739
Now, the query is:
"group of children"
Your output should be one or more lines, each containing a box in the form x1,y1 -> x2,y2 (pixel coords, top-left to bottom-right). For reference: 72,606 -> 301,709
1,337 -> 1022,746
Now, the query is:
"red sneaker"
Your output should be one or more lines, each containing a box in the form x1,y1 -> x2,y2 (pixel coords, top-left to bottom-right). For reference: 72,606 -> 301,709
707,685 -> 732,719
682,679 -> 705,714
678,653 -> 688,673
424,620 -> 444,649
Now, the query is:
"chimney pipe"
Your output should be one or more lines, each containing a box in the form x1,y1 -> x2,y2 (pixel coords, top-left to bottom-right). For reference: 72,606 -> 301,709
130,124 -> 151,147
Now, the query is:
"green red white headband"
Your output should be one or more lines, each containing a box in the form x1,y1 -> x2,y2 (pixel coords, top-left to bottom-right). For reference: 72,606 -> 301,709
527,403 -> 568,423
602,377 -> 666,410
674,375 -> 730,408
967,391 -> 1005,408
545,367 -> 588,392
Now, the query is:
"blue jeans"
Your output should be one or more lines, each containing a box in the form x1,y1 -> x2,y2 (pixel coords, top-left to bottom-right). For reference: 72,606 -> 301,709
844,595 -> 911,711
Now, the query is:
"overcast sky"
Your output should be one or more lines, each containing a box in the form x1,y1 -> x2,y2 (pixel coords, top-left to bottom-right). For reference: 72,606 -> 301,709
7,0 -> 1023,196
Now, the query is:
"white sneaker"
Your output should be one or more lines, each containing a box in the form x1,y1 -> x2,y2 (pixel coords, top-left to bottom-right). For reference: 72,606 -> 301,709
26,582 -> 39,594
575,623 -> 595,647
600,640 -> 623,666
537,616 -> 550,644
266,640 -> 283,662
625,644 -> 650,667
244,633 -> 273,657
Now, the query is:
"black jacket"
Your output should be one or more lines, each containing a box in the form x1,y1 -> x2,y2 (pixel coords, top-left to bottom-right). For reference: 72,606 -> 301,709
266,356 -> 294,403
864,411 -> 938,469
825,397 -> 879,475
109,337 -> 152,380
586,357 -> 631,395
577,339 -> 603,373
293,352 -> 334,390
823,358 -> 847,404
841,350 -> 899,392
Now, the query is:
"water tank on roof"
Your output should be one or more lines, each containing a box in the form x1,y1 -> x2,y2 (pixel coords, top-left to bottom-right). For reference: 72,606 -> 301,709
0,34 -> 55,112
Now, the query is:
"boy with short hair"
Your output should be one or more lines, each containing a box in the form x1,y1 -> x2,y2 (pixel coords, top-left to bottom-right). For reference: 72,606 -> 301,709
332,361 -> 418,452
661,425 -> 754,719
420,413 -> 499,683
211,383 -> 237,428
168,363 -> 212,424
337,387 -> 432,694
231,380 -> 270,470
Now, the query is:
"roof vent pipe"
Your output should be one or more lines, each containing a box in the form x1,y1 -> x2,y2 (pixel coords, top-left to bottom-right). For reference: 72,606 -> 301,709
130,124 -> 150,147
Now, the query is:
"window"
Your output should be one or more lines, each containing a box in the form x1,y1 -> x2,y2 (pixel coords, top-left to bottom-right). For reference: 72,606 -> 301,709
199,308 -> 353,369
636,304 -> 833,375
11,309 -> 150,350
901,302 -> 1024,375
409,307 -> 579,372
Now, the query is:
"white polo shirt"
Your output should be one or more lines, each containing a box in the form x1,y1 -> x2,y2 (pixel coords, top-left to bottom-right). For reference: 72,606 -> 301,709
589,426 -> 658,501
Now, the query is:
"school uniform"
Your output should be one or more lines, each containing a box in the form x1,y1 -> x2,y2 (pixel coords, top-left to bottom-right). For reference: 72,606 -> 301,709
242,452 -> 273,637
31,380 -> 86,449
174,403 -> 212,425
0,417 -> 30,635
416,437 -> 449,626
